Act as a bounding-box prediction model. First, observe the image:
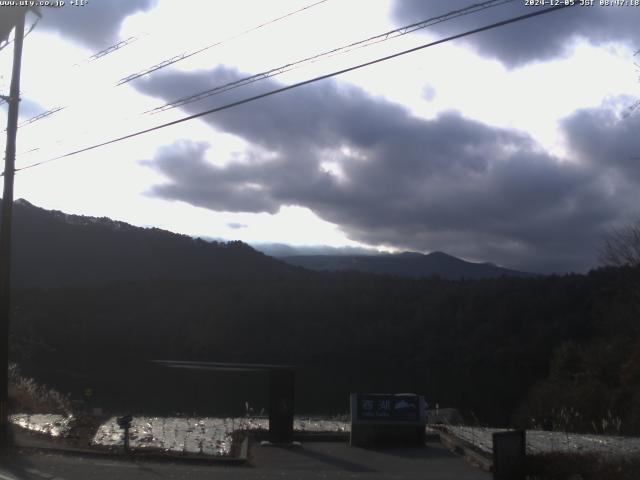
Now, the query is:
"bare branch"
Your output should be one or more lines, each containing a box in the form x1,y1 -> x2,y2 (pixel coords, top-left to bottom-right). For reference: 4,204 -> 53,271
599,220 -> 640,267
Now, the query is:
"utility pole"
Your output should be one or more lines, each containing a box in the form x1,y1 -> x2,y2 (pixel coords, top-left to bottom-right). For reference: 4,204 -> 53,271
0,7 -> 26,448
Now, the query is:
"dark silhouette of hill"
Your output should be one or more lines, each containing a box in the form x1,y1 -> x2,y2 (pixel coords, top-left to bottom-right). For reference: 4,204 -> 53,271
7,199 -> 640,434
11,261 -> 640,432
7,198 -> 291,288
5,198 -> 532,287
281,251 -> 535,279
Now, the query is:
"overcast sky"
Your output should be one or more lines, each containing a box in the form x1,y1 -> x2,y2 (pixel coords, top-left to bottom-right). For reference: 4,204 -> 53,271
1,0 -> 640,273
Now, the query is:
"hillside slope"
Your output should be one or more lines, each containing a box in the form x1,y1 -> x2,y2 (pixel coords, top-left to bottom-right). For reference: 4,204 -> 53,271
8,199 -> 291,288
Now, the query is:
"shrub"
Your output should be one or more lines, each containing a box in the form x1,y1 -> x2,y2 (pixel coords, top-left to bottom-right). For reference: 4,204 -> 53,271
8,363 -> 71,414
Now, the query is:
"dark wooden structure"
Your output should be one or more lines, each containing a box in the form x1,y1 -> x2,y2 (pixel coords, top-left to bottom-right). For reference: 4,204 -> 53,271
492,430 -> 526,480
153,360 -> 295,443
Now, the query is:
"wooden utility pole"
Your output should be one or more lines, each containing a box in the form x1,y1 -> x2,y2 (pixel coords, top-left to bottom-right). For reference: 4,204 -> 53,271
0,8 -> 26,448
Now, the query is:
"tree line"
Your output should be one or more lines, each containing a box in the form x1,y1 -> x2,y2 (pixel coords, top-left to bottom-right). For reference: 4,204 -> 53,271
9,262 -> 640,432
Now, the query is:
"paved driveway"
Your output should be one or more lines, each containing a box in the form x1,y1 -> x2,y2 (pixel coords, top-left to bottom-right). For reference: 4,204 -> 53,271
1,441 -> 489,480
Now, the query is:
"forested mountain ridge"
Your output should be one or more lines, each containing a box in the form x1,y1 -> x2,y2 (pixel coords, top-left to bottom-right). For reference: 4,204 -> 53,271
11,261 -> 640,432
5,199 -> 640,434
6,199 -> 533,286
7,199 -> 292,288
281,251 -> 535,279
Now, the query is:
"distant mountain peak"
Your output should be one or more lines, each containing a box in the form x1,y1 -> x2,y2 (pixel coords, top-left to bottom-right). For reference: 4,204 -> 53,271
426,251 -> 454,258
14,198 -> 35,208
397,251 -> 424,257
281,250 -> 536,280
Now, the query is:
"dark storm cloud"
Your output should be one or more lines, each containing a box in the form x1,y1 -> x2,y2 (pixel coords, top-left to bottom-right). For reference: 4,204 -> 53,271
136,67 -> 634,273
562,99 -> 640,181
141,141 -> 279,213
39,0 -> 156,49
391,1 -> 640,68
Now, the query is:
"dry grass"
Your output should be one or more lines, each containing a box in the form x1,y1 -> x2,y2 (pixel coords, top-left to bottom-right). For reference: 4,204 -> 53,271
526,452 -> 640,480
8,363 -> 71,414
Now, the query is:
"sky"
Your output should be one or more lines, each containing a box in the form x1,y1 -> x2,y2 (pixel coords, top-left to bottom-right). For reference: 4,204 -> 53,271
1,0 -> 640,274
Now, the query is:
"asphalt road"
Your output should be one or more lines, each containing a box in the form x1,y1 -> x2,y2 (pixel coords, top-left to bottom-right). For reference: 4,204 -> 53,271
1,441 -> 490,480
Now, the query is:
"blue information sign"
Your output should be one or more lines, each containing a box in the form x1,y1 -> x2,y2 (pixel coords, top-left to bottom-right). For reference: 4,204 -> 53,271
356,394 -> 420,422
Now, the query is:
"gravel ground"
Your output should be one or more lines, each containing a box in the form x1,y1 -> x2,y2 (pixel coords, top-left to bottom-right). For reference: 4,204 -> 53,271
17,414 -> 639,459
6,414 -> 350,456
92,416 -> 235,456
444,426 -> 640,457
11,414 -> 350,457
10,413 -> 74,437
235,416 -> 349,433
93,416 -> 349,456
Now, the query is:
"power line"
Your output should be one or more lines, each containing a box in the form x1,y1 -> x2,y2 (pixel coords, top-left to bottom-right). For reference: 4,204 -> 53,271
0,34 -> 145,113
7,0 -> 329,130
84,35 -> 144,63
17,105 -> 65,128
6,0 -> 502,150
14,0 -> 512,143
9,3 -> 575,176
144,0 -> 515,115
6,0 -> 507,149
0,28 -> 141,109
116,0 -> 330,86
